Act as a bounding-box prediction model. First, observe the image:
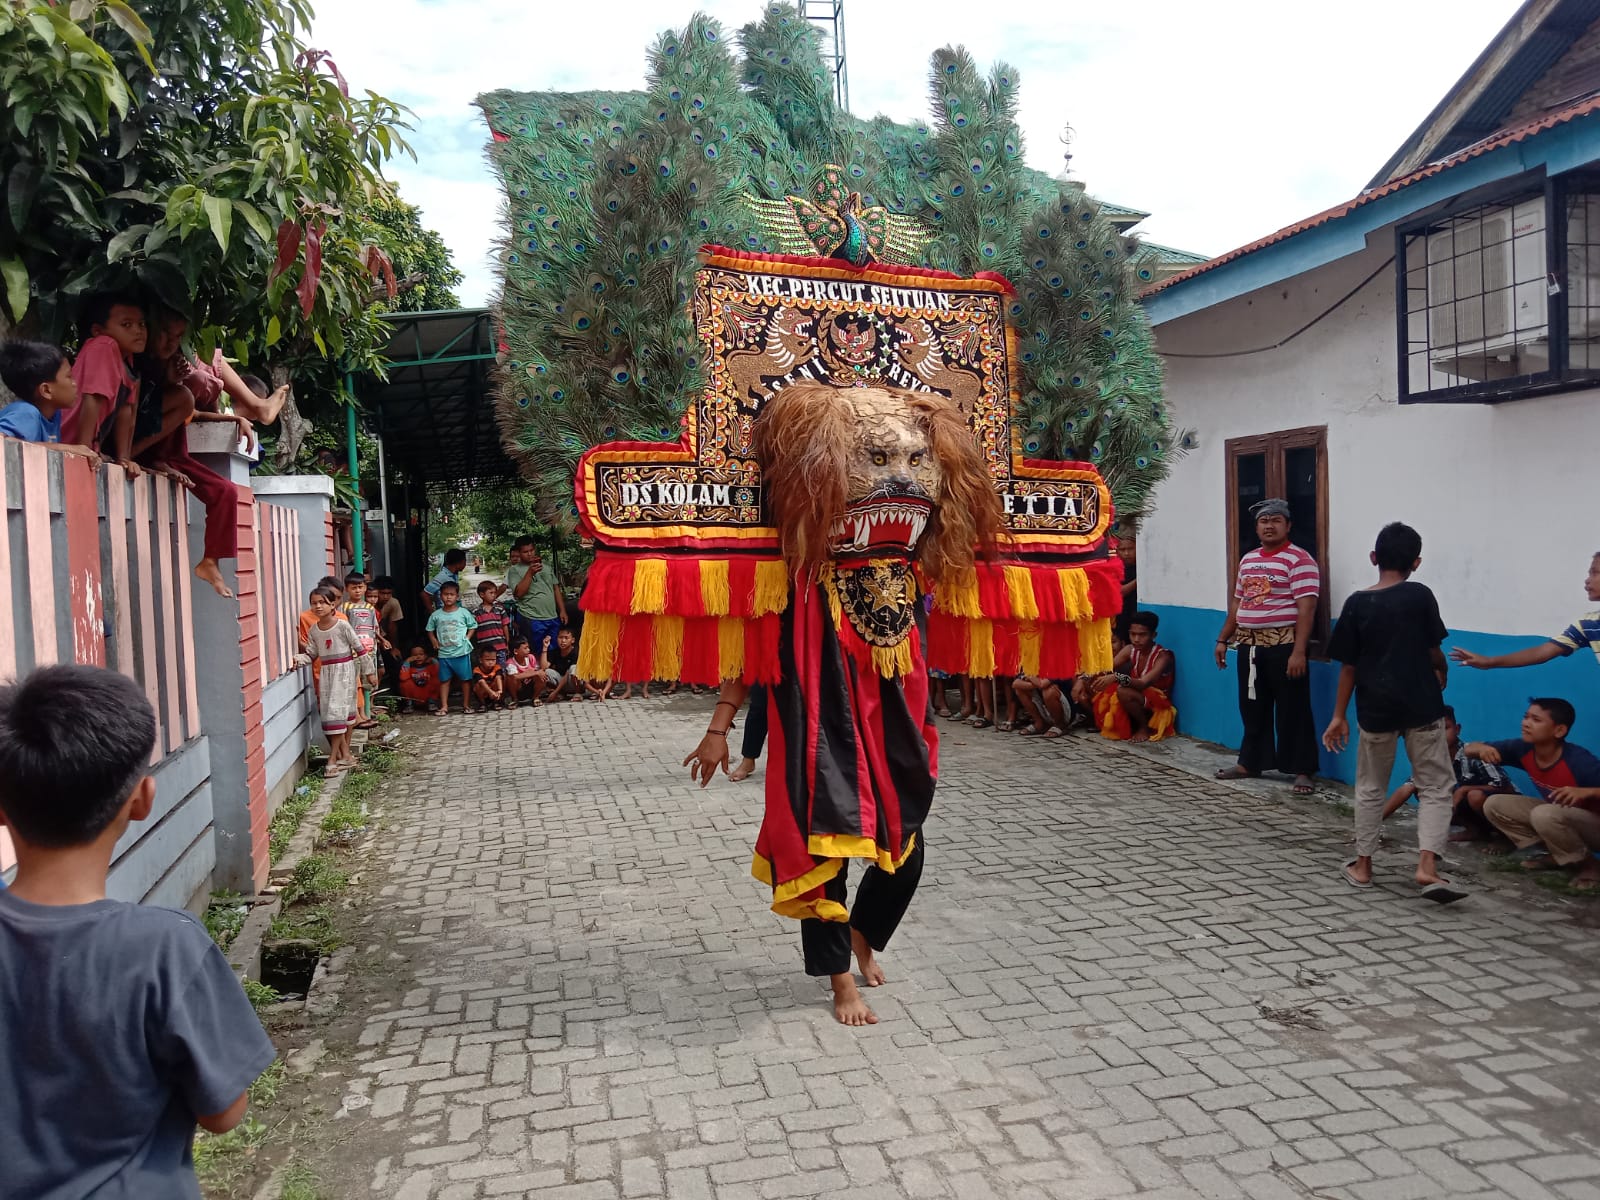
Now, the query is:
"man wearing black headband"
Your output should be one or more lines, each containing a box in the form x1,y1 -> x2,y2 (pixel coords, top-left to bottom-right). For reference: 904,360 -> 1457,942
1213,498 -> 1322,794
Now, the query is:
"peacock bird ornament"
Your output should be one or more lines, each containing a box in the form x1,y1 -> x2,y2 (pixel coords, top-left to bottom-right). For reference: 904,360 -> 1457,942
744,165 -> 933,265
480,3 -> 1181,531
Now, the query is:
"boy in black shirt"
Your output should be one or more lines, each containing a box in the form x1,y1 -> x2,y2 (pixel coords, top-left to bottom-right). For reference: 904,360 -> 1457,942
1322,523 -> 1467,902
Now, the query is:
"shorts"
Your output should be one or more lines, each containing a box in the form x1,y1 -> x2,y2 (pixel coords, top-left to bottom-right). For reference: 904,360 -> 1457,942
544,667 -> 575,689
517,616 -> 563,655
438,655 -> 472,683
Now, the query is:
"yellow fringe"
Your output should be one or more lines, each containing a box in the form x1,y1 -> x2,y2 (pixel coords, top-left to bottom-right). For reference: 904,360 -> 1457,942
632,558 -> 667,614
870,639 -> 914,678
807,831 -> 917,873
651,615 -> 684,679
717,617 -> 746,679
1058,568 -> 1092,623
1018,625 -> 1042,676
1003,565 -> 1039,621
577,611 -> 622,678
937,569 -> 982,618
753,559 -> 788,615
1079,617 -> 1114,674
968,618 -> 996,677
699,559 -> 730,616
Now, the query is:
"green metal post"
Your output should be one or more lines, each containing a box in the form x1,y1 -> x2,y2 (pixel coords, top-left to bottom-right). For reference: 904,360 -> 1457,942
345,373 -> 365,572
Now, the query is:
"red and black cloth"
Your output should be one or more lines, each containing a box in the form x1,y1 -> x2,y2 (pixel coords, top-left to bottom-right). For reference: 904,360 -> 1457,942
752,579 -> 936,922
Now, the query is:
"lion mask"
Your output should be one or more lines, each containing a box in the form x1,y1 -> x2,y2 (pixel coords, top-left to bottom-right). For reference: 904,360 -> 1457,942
752,382 -> 1002,582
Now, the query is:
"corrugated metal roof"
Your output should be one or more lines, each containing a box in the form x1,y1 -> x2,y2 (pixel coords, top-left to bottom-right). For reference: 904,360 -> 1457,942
1141,92 -> 1600,299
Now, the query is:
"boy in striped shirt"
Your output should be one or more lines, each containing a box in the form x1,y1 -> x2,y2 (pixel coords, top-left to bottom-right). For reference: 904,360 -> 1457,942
1214,498 -> 1322,794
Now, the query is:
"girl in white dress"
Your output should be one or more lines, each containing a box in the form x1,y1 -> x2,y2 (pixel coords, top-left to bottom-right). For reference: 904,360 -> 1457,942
299,584 -> 363,770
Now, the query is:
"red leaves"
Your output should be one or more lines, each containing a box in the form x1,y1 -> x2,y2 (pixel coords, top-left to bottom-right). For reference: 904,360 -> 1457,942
360,243 -> 397,300
297,220 -> 324,319
296,50 -> 350,98
272,220 -> 301,281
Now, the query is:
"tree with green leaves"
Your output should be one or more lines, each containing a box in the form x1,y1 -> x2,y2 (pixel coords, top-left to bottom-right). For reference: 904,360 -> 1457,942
0,0 -> 416,454
481,4 -> 1178,529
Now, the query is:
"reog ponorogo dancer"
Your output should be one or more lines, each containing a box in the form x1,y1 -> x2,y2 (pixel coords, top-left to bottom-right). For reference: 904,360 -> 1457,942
571,228 -> 1126,1026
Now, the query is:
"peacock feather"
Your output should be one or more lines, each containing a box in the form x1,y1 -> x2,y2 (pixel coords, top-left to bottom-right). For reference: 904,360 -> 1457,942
480,2 -> 1182,527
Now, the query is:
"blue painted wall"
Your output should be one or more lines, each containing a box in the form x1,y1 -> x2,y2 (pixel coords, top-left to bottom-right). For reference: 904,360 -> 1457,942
1146,602 -> 1600,788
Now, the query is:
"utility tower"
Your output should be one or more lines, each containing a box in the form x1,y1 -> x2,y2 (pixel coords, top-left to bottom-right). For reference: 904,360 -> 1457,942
803,0 -> 848,112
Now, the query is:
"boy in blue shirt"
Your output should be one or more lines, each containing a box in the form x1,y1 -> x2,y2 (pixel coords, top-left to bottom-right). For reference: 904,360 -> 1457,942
0,340 -> 95,457
0,665 -> 276,1198
426,580 -> 477,715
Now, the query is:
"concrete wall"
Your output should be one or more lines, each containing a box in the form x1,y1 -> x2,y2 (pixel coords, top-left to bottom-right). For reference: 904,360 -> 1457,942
1143,233 -> 1599,783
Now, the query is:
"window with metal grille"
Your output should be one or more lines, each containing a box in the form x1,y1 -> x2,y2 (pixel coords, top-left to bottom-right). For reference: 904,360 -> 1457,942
1397,172 -> 1600,403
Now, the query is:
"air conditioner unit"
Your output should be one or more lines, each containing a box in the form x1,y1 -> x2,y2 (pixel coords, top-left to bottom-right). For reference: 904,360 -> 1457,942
1424,199 -> 1547,379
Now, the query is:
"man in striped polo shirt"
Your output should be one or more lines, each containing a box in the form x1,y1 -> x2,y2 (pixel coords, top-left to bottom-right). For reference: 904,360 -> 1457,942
1450,551 -> 1600,674
1214,498 -> 1322,794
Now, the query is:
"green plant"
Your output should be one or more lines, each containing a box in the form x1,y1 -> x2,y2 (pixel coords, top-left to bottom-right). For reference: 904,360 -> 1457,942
269,777 -> 320,864
204,891 -> 251,950
280,855 -> 347,907
278,1160 -> 328,1200
194,1116 -> 269,1195
267,904 -> 342,955
249,1058 -> 287,1106
244,978 -> 283,1011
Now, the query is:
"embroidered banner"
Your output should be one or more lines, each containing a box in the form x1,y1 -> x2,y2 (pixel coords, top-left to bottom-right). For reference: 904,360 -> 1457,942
576,246 -> 1112,556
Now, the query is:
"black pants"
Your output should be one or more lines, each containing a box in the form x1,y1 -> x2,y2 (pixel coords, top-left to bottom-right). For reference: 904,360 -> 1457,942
1236,643 -> 1319,776
742,683 -> 769,760
801,838 -> 924,976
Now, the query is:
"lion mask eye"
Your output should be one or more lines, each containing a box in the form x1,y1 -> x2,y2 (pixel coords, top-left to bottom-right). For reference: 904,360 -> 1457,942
871,451 -> 888,466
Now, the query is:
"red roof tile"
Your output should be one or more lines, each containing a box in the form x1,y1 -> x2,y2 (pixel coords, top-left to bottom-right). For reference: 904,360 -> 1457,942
1141,92 -> 1600,299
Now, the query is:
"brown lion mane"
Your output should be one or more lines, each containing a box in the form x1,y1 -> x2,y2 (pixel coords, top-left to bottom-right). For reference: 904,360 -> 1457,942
752,381 -> 1003,581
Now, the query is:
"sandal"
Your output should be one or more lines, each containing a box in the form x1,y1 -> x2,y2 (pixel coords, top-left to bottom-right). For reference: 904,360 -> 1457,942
1292,777 -> 1316,795
1519,854 -> 1562,872
968,715 -> 992,728
1420,879 -> 1469,904
1341,859 -> 1373,889
1214,766 -> 1258,781
997,721 -> 1014,733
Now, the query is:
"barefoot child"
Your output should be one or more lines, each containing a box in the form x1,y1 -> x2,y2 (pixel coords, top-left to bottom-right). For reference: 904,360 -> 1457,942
472,647 -> 507,712
1089,611 -> 1177,742
62,294 -> 145,474
0,666 -> 275,1198
504,639 -> 544,706
342,572 -> 384,729
1321,523 -> 1465,902
1470,698 -> 1600,892
298,585 -> 363,770
398,643 -> 440,714
425,581 -> 475,716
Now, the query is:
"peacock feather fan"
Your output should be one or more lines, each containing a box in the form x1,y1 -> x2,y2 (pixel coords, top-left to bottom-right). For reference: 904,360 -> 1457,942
480,2 -> 1181,527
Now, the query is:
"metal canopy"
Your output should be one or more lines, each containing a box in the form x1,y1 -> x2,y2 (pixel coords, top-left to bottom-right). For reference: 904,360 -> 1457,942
364,308 -> 517,489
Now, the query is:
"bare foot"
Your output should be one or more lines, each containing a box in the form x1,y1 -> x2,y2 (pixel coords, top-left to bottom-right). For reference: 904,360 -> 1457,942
729,756 -> 757,782
1293,774 -> 1316,795
1129,727 -> 1151,743
851,928 -> 886,987
830,974 -> 878,1026
194,558 -> 233,598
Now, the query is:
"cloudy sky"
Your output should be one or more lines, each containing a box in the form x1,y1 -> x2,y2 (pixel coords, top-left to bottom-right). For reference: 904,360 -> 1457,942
312,0 -> 1520,307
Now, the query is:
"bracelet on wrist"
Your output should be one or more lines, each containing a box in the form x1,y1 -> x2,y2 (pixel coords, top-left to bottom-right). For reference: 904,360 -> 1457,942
706,728 -> 729,737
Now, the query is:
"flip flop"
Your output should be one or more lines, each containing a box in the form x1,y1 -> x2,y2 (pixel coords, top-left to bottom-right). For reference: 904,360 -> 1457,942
968,716 -> 992,729
1519,855 -> 1562,872
1420,879 -> 1469,904
1341,859 -> 1373,889
1040,727 -> 1063,739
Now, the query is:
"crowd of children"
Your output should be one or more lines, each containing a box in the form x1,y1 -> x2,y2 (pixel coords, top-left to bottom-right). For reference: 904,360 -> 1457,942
0,294 -> 288,600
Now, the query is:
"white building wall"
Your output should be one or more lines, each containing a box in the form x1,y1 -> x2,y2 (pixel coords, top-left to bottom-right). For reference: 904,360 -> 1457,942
1145,235 -> 1596,638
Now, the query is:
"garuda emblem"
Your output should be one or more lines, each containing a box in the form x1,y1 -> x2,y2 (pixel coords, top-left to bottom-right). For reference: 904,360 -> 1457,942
743,164 -> 932,266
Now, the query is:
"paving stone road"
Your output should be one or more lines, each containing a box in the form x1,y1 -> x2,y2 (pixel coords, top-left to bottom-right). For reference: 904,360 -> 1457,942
313,694 -> 1600,1200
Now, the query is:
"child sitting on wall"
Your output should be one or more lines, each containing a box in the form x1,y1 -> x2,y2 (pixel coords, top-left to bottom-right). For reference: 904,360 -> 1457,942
0,342 -> 95,459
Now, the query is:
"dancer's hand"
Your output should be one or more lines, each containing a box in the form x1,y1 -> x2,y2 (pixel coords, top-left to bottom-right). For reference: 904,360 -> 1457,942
684,732 -> 730,788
